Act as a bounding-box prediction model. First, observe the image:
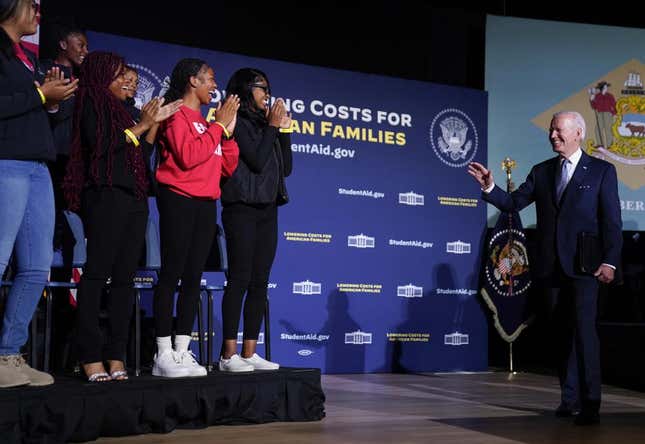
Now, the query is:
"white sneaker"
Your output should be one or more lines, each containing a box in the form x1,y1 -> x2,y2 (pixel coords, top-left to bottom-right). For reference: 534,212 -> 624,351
218,354 -> 254,372
152,351 -> 191,377
240,353 -> 280,370
178,350 -> 207,377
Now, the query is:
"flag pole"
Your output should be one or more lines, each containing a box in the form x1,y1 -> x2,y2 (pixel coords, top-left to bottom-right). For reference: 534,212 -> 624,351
502,157 -> 517,375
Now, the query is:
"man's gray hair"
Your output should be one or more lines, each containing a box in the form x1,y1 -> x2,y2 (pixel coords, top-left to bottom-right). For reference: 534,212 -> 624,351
553,111 -> 586,140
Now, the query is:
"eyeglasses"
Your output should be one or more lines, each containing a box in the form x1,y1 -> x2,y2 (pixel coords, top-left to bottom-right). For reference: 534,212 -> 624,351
251,84 -> 270,95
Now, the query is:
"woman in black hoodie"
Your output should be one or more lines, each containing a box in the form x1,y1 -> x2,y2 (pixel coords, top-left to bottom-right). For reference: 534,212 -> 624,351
219,68 -> 292,372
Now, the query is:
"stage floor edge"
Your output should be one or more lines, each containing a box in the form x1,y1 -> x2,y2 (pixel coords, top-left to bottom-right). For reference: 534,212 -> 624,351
0,367 -> 325,443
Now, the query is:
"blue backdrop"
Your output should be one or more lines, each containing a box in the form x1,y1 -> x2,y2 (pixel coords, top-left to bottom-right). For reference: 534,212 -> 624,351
90,31 -> 489,373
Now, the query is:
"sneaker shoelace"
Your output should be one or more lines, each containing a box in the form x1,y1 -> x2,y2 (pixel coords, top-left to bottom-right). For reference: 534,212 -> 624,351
181,350 -> 199,366
161,351 -> 181,364
1,355 -> 25,368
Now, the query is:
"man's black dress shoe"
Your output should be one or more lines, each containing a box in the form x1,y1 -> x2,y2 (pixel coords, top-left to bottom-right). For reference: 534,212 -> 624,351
574,410 -> 600,425
555,403 -> 579,417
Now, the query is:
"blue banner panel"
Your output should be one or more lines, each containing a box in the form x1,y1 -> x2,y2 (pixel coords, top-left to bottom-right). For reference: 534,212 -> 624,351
90,31 -> 489,373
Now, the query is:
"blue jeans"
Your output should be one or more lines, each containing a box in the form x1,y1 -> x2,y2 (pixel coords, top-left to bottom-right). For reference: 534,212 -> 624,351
0,160 -> 54,356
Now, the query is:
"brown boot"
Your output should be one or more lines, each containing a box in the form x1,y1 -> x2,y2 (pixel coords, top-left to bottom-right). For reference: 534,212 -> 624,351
12,355 -> 54,386
0,355 -> 30,388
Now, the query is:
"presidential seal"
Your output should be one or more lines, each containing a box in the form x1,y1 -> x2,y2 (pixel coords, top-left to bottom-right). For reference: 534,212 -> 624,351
429,108 -> 479,167
129,64 -> 169,110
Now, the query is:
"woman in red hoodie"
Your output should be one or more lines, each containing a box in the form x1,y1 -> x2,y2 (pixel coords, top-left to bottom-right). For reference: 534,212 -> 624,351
152,58 -> 239,377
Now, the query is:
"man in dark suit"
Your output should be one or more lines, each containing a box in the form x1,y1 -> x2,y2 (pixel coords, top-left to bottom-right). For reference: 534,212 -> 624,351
468,111 -> 622,425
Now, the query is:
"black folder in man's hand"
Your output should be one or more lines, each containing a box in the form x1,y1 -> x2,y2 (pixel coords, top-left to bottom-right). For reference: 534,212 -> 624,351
577,232 -> 602,274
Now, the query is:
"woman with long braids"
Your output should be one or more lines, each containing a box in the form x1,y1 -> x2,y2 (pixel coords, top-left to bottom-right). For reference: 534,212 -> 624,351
0,0 -> 78,388
152,58 -> 239,378
219,68 -> 292,372
64,51 -> 181,382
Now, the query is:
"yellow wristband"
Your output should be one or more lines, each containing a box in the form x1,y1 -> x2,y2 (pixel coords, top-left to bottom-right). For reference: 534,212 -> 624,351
279,127 -> 293,133
214,121 -> 231,139
124,128 -> 140,147
36,87 -> 46,105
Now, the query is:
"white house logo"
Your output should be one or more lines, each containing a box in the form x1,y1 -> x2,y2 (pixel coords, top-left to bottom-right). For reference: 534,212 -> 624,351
298,350 -> 314,356
399,191 -> 425,206
293,280 -> 322,295
237,332 -> 264,344
446,240 -> 471,254
444,332 -> 469,346
129,64 -> 169,110
348,233 -> 375,249
345,330 -> 373,345
429,108 -> 479,167
397,284 -> 423,298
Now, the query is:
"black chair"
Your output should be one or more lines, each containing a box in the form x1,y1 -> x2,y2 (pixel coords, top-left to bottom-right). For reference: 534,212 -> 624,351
43,211 -> 86,372
201,224 -> 228,371
132,211 -> 161,376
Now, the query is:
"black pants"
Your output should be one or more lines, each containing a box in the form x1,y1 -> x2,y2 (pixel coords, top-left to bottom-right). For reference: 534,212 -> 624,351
75,187 -> 148,364
153,186 -> 217,337
542,267 -> 601,412
221,202 -> 278,340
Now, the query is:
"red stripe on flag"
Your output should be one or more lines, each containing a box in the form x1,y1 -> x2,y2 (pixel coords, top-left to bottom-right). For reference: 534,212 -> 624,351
69,267 -> 82,308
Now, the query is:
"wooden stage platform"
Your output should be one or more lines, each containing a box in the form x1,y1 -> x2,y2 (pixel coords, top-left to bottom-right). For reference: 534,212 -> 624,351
93,371 -> 645,444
